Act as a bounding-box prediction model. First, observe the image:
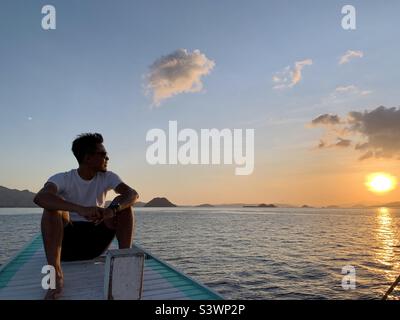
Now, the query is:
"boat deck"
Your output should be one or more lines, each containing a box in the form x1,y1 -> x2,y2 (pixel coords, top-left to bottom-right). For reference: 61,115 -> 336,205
0,235 -> 223,300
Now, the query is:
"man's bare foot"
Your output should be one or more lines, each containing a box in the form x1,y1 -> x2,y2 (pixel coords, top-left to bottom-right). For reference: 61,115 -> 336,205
44,274 -> 64,300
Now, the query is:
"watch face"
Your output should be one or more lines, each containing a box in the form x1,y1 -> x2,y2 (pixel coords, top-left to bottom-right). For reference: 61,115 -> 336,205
111,203 -> 120,211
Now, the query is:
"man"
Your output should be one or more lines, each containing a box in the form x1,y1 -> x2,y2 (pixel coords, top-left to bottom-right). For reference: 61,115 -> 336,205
34,133 -> 139,300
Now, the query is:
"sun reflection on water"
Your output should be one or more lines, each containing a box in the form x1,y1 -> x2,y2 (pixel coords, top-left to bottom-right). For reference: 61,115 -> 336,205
375,207 -> 400,299
375,208 -> 395,267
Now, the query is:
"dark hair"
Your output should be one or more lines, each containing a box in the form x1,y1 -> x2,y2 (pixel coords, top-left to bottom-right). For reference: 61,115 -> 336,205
72,133 -> 104,164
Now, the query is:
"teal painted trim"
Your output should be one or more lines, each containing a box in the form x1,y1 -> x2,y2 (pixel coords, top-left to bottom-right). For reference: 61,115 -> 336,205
146,264 -> 206,297
144,273 -> 202,288
186,292 -> 219,300
149,263 -> 222,300
0,235 -> 43,289
143,284 -> 205,298
145,277 -> 197,288
138,244 -> 223,300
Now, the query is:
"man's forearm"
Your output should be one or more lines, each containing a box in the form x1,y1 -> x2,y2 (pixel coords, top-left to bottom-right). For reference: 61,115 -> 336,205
113,190 -> 139,211
34,193 -> 82,213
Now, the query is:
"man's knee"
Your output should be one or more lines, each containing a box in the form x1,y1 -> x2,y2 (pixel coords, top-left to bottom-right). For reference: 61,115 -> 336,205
119,206 -> 133,214
116,206 -> 133,222
112,206 -> 133,227
42,209 -> 70,225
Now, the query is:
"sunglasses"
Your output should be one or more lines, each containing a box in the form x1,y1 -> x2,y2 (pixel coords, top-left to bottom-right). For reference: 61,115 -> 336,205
92,151 -> 108,158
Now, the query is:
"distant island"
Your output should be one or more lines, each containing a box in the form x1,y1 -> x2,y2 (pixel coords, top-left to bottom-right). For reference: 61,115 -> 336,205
107,198 -> 176,207
365,202 -> 400,208
0,186 -> 168,208
105,200 -> 146,207
2,185 -> 400,209
0,186 -> 37,207
144,197 -> 177,207
196,204 -> 214,207
133,201 -> 146,207
243,203 -> 277,208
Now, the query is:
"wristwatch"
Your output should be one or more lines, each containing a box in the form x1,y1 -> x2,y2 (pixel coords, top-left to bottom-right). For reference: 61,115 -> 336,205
109,202 -> 121,216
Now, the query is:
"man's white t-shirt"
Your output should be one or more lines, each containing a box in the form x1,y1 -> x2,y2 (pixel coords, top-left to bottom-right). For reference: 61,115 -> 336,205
47,169 -> 123,222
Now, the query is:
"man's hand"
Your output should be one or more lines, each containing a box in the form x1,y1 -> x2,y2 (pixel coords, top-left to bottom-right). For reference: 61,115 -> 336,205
78,206 -> 104,223
90,208 -> 115,226
99,208 -> 115,220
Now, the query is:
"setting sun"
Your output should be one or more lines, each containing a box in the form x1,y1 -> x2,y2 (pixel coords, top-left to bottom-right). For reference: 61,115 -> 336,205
366,173 -> 397,194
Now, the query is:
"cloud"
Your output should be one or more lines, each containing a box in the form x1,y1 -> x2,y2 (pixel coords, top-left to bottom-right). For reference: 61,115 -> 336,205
339,50 -> 364,65
311,114 -> 341,126
360,90 -> 373,96
310,106 -> 400,160
320,85 -> 373,106
355,142 -> 369,150
318,140 -> 326,149
359,151 -> 374,161
273,59 -> 313,89
335,85 -> 358,93
315,137 -> 351,149
292,59 -> 313,85
335,138 -> 352,148
332,85 -> 372,98
145,49 -> 215,106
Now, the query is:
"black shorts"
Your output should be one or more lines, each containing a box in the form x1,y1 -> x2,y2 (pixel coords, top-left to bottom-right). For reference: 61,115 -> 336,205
61,221 -> 116,262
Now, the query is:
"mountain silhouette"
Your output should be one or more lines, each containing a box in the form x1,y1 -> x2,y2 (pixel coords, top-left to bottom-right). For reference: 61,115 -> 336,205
144,197 -> 177,207
0,186 -> 37,207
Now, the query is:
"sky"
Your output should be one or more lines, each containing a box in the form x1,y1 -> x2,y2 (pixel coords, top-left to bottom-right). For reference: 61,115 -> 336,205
1,0 -> 400,206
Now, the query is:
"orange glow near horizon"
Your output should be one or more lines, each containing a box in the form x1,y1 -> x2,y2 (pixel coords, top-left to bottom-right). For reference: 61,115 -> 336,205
366,173 -> 397,194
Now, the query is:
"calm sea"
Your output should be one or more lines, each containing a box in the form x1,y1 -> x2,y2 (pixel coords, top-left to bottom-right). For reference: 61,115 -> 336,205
1,207 -> 400,300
